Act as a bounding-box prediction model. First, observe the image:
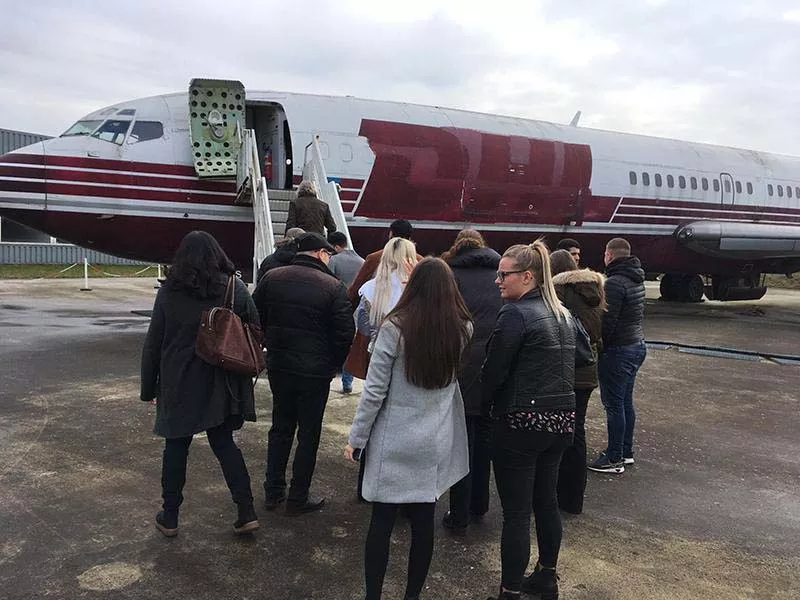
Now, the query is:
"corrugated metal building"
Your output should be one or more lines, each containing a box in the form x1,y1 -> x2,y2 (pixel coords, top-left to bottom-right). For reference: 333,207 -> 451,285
0,127 -> 50,155
1,127 -> 143,264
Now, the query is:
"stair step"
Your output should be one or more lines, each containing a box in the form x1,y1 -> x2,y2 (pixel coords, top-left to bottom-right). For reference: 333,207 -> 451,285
267,189 -> 296,201
269,200 -> 290,212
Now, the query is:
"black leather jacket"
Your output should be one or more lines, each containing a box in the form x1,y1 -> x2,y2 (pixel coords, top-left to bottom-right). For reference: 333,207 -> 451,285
602,256 -> 646,349
482,289 -> 576,417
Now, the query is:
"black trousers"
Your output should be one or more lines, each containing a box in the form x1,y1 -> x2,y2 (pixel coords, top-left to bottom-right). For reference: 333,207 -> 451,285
492,422 -> 572,592
161,421 -> 253,512
557,388 -> 593,514
364,502 -> 436,600
448,414 -> 493,524
265,372 -> 330,504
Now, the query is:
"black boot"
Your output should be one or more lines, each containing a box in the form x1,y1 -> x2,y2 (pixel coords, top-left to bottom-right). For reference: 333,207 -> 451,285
233,503 -> 260,534
155,509 -> 179,537
485,588 -> 521,600
521,563 -> 559,599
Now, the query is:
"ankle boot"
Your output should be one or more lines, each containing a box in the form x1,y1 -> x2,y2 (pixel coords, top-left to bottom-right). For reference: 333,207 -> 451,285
155,509 -> 179,537
521,563 -> 559,599
233,503 -> 259,534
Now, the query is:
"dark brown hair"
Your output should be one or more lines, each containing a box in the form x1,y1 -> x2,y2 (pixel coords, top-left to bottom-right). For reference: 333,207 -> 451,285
387,258 -> 472,389
440,228 -> 487,261
166,230 -> 235,299
606,237 -> 631,258
549,249 -> 578,276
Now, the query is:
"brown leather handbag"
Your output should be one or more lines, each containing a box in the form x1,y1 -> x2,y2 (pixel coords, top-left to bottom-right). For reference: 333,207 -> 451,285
196,275 -> 265,376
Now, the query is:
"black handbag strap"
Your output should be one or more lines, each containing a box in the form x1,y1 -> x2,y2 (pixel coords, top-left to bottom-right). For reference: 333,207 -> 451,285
223,275 -> 236,309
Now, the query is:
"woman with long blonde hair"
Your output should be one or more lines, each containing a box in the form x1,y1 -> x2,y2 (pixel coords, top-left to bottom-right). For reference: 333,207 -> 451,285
356,237 -> 418,348
481,240 -> 576,600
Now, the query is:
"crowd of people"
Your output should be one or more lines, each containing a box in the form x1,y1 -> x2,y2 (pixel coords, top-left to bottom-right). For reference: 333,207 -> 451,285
140,185 -> 647,600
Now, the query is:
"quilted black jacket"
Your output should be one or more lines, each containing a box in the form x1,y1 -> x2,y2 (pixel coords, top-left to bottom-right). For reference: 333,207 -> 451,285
481,289 -> 576,416
602,256 -> 646,349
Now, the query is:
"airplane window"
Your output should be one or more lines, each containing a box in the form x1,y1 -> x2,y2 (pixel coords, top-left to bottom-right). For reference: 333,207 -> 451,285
127,121 -> 163,144
747,182 -> 753,194
796,187 -> 800,198
91,119 -> 132,145
679,176 -> 686,189
667,174 -> 674,188
768,184 -> 773,196
642,172 -> 650,186
655,174 -> 662,187
690,177 -> 697,190
61,120 -> 103,137
319,141 -> 330,160
778,185 -> 784,197
789,186 -> 793,199
724,179 -> 731,193
735,181 -> 742,194
702,177 -> 709,191
117,109 -> 136,116
629,171 -> 637,185
713,179 -> 720,192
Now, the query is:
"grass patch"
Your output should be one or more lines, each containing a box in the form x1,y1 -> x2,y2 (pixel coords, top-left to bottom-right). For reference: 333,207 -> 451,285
0,264 -> 159,279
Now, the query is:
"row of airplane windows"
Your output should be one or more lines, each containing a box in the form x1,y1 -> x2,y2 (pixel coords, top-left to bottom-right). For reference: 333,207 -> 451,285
628,171 -> 799,199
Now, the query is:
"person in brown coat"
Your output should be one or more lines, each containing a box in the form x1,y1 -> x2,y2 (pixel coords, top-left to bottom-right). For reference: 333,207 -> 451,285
285,180 -> 337,236
549,249 -> 606,515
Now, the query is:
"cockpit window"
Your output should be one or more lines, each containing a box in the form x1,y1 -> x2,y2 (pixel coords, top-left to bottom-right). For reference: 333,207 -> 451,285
61,120 -> 102,137
127,121 -> 164,144
117,109 -> 136,116
91,120 -> 132,145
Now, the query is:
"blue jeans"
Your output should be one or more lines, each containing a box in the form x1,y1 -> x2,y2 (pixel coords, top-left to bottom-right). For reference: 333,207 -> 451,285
598,341 -> 647,463
341,369 -> 354,391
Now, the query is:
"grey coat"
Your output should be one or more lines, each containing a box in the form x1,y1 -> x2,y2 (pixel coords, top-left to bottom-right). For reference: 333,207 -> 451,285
348,321 -> 469,503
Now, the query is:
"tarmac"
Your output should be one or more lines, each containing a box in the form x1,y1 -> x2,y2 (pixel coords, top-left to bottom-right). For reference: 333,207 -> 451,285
0,278 -> 798,600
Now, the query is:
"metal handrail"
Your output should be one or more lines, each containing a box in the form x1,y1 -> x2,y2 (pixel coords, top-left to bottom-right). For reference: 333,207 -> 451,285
237,129 -> 275,284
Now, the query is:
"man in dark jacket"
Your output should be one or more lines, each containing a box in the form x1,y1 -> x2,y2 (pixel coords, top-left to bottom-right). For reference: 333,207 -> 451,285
256,227 -> 304,283
442,239 -> 502,531
589,237 -> 647,474
252,232 -> 355,514
285,180 -> 337,236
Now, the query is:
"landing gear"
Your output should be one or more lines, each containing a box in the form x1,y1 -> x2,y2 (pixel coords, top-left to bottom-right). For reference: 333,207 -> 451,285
705,274 -> 767,301
659,274 -> 705,303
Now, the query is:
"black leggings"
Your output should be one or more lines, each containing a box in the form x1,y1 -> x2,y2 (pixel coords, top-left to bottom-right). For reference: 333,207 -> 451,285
364,502 -> 436,600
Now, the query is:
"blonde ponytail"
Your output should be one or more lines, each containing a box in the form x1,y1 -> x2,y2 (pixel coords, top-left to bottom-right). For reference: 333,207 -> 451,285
531,240 -> 571,322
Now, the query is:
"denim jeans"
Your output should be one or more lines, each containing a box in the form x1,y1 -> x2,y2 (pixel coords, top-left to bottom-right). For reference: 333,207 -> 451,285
341,369 -> 354,391
492,421 -> 572,592
598,341 -> 647,463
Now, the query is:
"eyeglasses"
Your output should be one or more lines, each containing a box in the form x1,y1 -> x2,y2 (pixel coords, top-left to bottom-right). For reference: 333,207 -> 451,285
496,269 -> 526,282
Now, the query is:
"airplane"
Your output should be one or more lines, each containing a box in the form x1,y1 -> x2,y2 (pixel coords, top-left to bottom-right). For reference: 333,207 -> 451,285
1,78 -> 800,302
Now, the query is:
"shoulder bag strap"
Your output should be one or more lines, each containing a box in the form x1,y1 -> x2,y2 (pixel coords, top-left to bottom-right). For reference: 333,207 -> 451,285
223,275 -> 236,309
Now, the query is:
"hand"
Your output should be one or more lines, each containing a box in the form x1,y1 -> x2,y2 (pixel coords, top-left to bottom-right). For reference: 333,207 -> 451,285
402,257 -> 417,280
150,399 -> 157,405
344,444 -> 358,463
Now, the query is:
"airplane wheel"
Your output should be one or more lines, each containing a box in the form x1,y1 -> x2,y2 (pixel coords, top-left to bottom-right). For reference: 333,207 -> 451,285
659,274 -> 680,301
680,275 -> 705,303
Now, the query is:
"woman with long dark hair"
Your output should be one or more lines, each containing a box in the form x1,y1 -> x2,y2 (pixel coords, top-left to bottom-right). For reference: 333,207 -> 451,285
482,241 -> 577,600
441,229 -> 502,532
141,231 -> 260,537
344,257 -> 472,600
549,249 -> 606,515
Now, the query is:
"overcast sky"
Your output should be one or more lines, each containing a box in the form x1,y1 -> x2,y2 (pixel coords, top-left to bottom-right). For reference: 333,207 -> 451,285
1,0 -> 798,154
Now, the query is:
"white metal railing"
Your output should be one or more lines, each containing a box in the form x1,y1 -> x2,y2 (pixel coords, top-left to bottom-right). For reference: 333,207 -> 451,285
237,129 -> 275,285
303,135 -> 352,249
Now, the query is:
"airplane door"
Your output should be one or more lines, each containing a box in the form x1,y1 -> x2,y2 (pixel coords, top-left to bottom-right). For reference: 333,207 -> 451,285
720,172 -> 735,205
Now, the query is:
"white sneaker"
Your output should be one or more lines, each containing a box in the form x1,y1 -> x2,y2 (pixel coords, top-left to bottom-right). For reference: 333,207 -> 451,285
623,457 -> 635,465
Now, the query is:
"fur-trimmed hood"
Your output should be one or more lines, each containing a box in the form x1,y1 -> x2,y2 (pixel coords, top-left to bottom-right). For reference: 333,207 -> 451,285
552,268 -> 606,309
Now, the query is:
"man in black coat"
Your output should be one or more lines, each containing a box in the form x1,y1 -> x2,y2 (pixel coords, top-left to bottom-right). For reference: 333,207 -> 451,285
256,227 -> 305,283
252,232 -> 355,514
589,237 -> 647,474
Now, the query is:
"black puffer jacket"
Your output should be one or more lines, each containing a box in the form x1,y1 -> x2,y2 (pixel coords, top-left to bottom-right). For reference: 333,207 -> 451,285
602,256 -> 646,349
553,269 -> 606,389
252,254 -> 354,379
482,289 -> 576,416
257,240 -> 297,283
446,246 -> 503,415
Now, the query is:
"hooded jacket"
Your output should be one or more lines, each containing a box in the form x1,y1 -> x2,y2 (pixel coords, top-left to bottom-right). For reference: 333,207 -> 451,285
552,268 -> 606,389
602,256 -> 646,349
445,246 -> 503,415
256,239 -> 297,283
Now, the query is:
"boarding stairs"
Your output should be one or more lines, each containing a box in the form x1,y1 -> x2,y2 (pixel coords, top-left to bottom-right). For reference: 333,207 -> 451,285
302,135 -> 353,249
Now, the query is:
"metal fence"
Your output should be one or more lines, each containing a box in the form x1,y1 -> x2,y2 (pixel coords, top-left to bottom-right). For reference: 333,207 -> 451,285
0,128 -> 50,155
0,243 -> 146,265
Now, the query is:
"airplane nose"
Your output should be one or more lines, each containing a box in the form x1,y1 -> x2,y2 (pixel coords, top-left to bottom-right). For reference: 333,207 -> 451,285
0,140 -> 48,219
